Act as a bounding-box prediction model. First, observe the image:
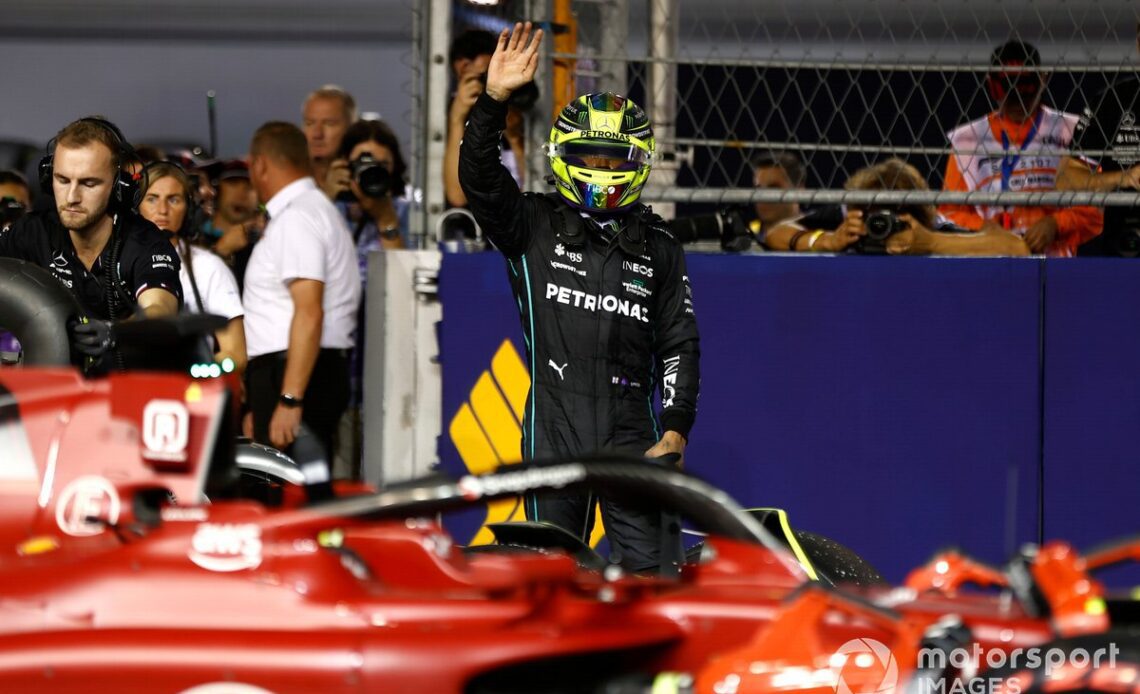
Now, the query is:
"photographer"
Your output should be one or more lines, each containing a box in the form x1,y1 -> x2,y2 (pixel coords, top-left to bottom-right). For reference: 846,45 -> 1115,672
766,158 -> 1029,256
443,29 -> 531,209
0,117 -> 181,369
324,118 -> 409,478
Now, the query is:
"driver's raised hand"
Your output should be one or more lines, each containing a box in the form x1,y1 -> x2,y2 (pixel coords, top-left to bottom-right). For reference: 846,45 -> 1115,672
485,22 -> 544,103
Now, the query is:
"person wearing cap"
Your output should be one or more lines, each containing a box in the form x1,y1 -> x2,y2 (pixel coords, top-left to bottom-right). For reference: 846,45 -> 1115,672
939,39 -> 1102,256
168,148 -> 220,223
208,159 -> 263,289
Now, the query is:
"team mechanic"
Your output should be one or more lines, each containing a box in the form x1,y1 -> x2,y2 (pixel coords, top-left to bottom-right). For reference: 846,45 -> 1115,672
0,117 -> 181,369
458,23 -> 700,571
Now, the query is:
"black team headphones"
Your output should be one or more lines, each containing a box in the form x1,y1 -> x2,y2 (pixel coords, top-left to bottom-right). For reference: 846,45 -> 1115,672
38,116 -> 144,214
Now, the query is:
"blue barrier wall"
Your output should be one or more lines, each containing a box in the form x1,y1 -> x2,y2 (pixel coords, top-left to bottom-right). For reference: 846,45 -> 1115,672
439,253 -> 1135,583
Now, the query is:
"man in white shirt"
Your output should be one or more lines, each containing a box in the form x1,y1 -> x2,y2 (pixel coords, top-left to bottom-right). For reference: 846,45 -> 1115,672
242,121 -> 362,462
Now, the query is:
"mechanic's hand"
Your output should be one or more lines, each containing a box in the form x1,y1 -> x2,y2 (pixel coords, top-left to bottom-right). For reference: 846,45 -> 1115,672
70,319 -> 116,357
818,210 -> 865,251
449,69 -> 484,128
242,411 -> 254,439
1024,216 -> 1059,254
485,22 -> 544,103
269,404 -> 302,450
322,158 -> 352,200
645,431 -> 686,469
886,213 -> 934,255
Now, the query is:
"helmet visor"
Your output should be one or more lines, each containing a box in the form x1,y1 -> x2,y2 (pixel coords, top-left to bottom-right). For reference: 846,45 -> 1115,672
549,140 -> 650,171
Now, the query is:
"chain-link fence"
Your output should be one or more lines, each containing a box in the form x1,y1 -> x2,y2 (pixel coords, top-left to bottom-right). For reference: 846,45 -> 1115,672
546,0 -> 1140,214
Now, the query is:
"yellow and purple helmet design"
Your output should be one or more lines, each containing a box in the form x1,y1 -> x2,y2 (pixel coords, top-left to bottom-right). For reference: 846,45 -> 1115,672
546,92 -> 655,212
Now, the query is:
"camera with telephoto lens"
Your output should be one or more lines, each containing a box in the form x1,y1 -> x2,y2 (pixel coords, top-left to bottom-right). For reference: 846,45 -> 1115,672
336,153 -> 393,202
854,208 -> 908,255
666,206 -> 756,252
0,197 -> 26,229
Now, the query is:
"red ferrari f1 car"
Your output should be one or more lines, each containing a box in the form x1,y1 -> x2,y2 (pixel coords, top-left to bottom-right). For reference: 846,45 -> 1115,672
0,259 -> 1137,693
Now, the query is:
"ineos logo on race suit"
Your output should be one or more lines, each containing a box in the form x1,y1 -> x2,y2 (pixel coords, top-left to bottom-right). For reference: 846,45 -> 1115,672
661,355 -> 681,407
545,282 -> 650,323
622,260 -> 653,278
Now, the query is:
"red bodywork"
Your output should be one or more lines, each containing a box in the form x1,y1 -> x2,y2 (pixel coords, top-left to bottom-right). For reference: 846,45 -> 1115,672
0,369 -> 1134,693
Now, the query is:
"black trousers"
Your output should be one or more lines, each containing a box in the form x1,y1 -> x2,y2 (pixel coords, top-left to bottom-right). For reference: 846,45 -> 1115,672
525,490 -> 665,572
246,348 -> 350,462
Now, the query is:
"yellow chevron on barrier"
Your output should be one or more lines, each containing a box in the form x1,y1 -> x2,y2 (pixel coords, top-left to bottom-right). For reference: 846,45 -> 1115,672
450,338 -> 606,548
470,372 -> 521,461
491,340 -> 529,420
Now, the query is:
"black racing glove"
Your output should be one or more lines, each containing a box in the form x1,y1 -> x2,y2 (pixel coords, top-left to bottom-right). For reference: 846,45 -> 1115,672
70,319 -> 117,358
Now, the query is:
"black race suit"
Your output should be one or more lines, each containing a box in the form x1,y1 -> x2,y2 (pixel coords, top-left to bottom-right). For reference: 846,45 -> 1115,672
459,92 -> 700,570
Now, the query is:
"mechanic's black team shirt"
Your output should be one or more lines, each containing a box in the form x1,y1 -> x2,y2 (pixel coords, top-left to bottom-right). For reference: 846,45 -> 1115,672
0,210 -> 182,320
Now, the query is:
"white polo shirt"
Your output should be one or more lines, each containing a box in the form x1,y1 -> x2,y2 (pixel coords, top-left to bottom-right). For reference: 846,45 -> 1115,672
243,177 -> 362,359
179,245 -> 243,319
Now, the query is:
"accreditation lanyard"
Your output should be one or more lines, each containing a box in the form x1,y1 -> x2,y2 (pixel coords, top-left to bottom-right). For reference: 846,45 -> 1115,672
998,110 -> 1044,228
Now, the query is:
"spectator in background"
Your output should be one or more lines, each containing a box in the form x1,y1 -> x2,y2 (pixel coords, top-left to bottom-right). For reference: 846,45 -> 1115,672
139,162 -> 247,374
940,40 -> 1102,256
751,151 -> 805,234
242,122 -> 361,462
326,118 -> 410,478
302,85 -> 357,199
444,29 -> 528,208
168,148 -> 220,222
766,158 -> 1028,256
208,160 -> 263,289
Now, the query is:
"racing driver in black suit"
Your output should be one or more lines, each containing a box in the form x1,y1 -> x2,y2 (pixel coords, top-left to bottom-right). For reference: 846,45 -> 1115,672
458,22 -> 700,571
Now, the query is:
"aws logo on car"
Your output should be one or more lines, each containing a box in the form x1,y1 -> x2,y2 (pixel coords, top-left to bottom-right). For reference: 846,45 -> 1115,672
188,522 -> 262,572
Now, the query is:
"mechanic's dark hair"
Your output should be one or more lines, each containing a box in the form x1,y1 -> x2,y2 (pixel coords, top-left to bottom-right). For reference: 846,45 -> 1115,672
751,151 -> 806,188
337,119 -> 408,198
449,29 -> 498,67
0,169 -> 29,191
251,121 -> 312,173
844,158 -> 937,229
